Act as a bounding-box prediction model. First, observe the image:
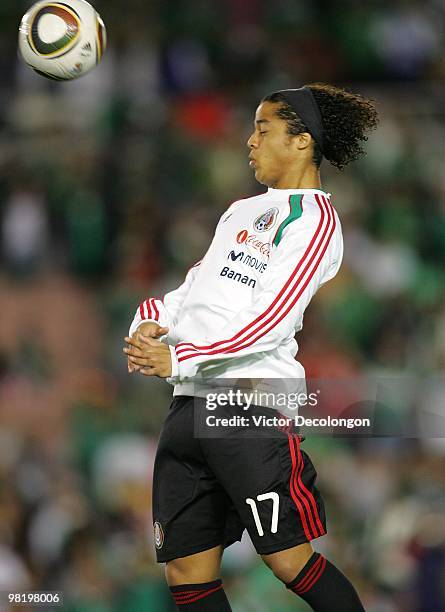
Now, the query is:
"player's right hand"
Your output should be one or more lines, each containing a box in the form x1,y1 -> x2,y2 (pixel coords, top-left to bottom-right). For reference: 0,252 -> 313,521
127,323 -> 169,372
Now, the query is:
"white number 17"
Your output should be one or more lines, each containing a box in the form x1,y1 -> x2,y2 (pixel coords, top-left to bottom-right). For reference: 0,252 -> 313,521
245,492 -> 279,536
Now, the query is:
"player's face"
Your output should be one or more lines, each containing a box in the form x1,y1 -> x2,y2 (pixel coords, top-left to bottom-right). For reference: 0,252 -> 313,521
247,101 -> 300,188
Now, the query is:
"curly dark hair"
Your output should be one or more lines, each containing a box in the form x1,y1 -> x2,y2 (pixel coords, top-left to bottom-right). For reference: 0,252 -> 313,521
262,83 -> 379,170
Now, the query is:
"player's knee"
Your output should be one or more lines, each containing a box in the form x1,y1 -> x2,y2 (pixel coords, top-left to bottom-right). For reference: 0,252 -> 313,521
166,558 -> 195,585
262,557 -> 304,583
165,556 -> 220,586
261,543 -> 313,584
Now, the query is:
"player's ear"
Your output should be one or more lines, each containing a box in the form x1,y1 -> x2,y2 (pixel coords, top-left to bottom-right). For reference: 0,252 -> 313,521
295,132 -> 312,151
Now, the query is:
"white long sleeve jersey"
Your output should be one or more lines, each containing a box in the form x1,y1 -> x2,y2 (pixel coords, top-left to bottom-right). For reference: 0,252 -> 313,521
129,188 -> 343,397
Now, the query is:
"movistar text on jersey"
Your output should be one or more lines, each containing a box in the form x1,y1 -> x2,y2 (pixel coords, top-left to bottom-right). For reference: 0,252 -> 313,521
205,390 -> 319,411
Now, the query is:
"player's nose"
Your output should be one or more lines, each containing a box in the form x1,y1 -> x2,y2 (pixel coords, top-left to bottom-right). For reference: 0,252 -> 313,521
247,132 -> 258,148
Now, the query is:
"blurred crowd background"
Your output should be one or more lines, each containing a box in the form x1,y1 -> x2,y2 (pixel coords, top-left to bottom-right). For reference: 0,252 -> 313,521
1,0 -> 445,610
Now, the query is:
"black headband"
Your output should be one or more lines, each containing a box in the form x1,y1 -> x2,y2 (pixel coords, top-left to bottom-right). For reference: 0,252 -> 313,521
272,87 -> 325,155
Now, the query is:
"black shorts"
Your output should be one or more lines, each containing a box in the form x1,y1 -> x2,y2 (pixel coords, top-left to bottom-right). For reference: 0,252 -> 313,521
152,396 -> 326,563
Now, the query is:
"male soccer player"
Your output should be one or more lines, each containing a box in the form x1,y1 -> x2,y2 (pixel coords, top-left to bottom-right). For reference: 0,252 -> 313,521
124,83 -> 378,611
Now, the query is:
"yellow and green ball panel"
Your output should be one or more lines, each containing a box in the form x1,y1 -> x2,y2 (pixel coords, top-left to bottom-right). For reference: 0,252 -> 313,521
28,3 -> 80,58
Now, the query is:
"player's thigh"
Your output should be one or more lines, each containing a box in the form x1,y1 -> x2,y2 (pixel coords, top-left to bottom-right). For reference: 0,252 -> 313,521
202,427 -> 326,555
165,545 -> 224,585
153,397 -> 234,562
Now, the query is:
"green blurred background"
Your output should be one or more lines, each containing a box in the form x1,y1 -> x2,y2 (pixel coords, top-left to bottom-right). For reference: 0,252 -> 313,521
0,0 -> 445,610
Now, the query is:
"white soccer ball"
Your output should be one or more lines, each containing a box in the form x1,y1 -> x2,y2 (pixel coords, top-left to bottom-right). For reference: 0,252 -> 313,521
18,0 -> 107,81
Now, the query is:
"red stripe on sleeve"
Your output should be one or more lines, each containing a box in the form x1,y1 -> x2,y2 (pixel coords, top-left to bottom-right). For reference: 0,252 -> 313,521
150,298 -> 160,321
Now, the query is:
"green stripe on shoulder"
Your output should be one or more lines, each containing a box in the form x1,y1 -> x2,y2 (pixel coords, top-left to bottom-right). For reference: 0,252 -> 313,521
273,194 -> 304,247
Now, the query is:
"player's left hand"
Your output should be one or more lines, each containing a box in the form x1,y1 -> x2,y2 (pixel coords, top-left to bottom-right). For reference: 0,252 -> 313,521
124,335 -> 172,378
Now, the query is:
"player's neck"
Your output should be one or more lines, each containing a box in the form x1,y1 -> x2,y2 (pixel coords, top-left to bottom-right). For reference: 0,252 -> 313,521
273,165 -> 321,190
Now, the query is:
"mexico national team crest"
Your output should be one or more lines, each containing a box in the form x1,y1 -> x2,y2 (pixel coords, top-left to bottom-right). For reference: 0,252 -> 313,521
254,207 -> 279,232
154,521 -> 164,549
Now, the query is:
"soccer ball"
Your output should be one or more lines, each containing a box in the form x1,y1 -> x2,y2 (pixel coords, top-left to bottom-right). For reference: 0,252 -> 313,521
18,0 -> 106,81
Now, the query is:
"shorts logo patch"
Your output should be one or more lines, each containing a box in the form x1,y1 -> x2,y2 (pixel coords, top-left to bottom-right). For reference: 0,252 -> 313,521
154,521 -> 164,549
254,207 -> 278,232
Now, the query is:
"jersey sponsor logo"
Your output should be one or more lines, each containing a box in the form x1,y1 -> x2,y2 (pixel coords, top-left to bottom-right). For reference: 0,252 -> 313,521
154,521 -> 164,549
228,250 -> 244,262
236,230 -> 248,243
254,207 -> 279,232
227,250 -> 267,273
236,230 -> 271,257
220,266 -> 256,288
